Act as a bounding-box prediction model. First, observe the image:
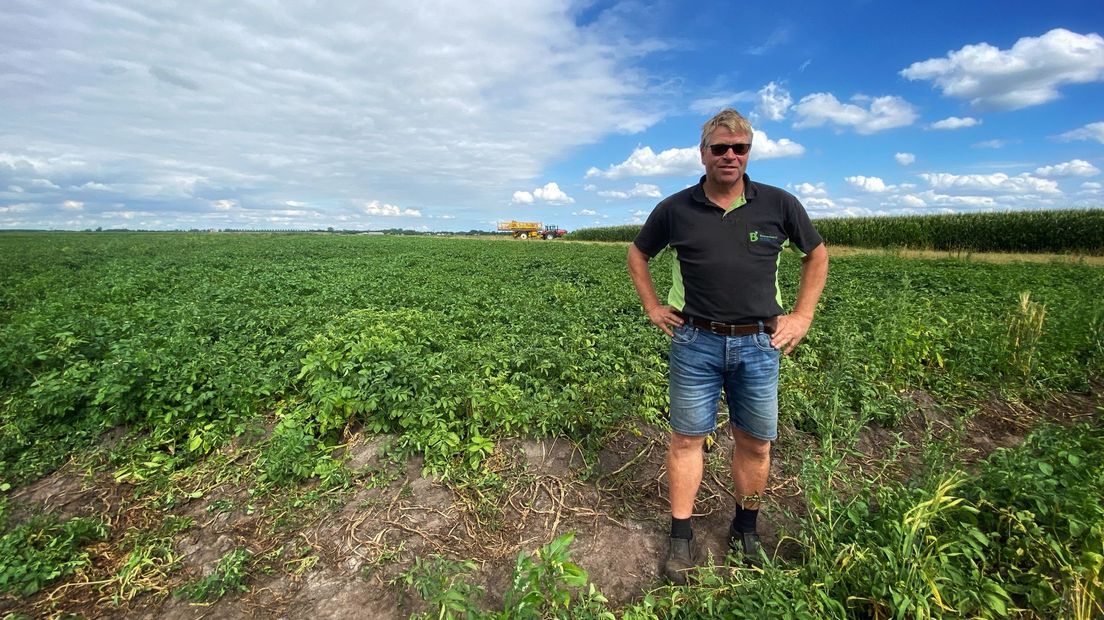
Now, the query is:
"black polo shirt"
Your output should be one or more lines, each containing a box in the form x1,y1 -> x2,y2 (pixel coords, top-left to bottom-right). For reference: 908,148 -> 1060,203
633,174 -> 822,324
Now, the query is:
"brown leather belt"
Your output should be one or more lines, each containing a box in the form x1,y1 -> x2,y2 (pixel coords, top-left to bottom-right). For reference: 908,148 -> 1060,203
680,314 -> 777,336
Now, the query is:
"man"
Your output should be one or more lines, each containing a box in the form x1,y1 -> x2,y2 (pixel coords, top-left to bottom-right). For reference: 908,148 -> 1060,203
627,108 -> 828,584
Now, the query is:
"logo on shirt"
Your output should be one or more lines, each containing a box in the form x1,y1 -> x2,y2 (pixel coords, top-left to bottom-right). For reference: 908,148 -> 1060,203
749,231 -> 780,243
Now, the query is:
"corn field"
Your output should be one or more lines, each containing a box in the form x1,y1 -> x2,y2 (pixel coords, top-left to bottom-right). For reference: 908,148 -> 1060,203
568,209 -> 1104,254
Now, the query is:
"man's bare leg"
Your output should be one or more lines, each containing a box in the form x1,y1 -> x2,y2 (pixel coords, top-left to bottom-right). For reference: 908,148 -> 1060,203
664,431 -> 707,584
668,432 -> 707,518
731,428 -> 770,508
729,428 -> 770,564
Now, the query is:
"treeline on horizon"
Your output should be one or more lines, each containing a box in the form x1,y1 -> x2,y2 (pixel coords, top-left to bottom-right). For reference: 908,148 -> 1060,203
566,209 -> 1104,254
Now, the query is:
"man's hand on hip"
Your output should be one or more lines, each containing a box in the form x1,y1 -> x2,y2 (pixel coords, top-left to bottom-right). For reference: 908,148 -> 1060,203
771,313 -> 812,355
646,305 -> 685,338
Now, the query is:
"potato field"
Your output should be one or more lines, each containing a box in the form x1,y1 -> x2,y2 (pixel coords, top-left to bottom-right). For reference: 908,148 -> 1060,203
1,232 -> 1102,619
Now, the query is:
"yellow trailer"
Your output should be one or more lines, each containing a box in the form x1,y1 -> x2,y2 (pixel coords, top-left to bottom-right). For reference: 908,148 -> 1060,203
497,221 -> 568,239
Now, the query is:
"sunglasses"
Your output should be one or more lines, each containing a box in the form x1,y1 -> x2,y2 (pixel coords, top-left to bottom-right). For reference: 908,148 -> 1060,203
708,143 -> 751,156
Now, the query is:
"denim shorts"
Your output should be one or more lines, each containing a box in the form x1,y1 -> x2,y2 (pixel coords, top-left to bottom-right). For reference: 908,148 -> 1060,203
668,322 -> 780,441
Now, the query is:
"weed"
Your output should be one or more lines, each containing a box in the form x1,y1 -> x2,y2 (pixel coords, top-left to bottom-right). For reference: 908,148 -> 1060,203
174,547 -> 252,602
103,514 -> 193,604
621,421 -> 1103,619
968,423 -> 1104,617
0,514 -> 107,596
1005,291 -> 1047,383
360,542 -> 405,581
394,554 -> 485,619
503,533 -> 612,619
206,498 -> 235,515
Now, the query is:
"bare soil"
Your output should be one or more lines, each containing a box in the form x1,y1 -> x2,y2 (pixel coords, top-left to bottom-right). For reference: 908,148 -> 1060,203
2,387 -> 1100,619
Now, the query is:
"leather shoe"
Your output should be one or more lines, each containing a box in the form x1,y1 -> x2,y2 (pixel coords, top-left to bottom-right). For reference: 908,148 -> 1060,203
728,525 -> 764,568
663,536 -> 696,585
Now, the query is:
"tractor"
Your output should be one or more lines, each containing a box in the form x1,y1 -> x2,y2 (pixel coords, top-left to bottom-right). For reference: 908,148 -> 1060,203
497,220 -> 568,239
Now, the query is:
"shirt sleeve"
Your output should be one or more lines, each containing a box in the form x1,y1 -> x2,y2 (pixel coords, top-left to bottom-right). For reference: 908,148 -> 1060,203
782,193 -> 823,255
633,201 -> 671,258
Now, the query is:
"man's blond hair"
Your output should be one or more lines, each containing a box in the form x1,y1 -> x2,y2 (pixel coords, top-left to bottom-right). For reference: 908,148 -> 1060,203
699,108 -> 754,150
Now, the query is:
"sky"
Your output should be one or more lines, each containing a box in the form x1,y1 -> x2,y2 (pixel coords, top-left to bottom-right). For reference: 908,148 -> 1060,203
2,0 -> 1104,232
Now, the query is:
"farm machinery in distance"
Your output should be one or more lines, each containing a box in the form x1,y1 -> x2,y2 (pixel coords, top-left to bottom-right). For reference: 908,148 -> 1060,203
497,220 -> 568,240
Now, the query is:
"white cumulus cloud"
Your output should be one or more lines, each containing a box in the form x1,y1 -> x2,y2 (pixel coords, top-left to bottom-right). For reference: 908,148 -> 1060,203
895,194 -> 928,208
586,146 -> 700,179
914,190 -> 998,208
845,176 -> 893,193
61,200 -> 84,210
919,172 -> 1061,195
895,152 -> 916,165
792,182 -> 828,198
750,131 -> 805,160
790,182 -> 834,209
597,183 -> 663,199
634,183 -> 663,197
361,200 -> 421,217
754,82 -> 792,121
1057,121 -> 1104,144
1035,159 -> 1100,177
532,182 -> 574,204
792,93 -> 917,134
514,182 -> 574,204
802,197 -> 837,209
900,29 -> 1104,110
929,116 -> 981,130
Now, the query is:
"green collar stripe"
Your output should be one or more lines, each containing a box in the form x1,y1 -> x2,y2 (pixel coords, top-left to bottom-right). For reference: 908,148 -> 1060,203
723,194 -> 747,216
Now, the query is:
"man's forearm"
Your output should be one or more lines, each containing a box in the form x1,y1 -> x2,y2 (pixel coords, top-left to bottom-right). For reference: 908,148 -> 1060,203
627,244 -> 662,310
629,243 -> 682,337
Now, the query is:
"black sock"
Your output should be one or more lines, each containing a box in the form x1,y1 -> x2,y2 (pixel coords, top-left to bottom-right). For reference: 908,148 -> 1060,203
670,516 -> 693,540
731,507 -> 758,534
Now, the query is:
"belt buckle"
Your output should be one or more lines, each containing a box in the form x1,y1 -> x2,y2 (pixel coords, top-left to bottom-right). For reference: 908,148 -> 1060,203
709,320 -> 727,335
